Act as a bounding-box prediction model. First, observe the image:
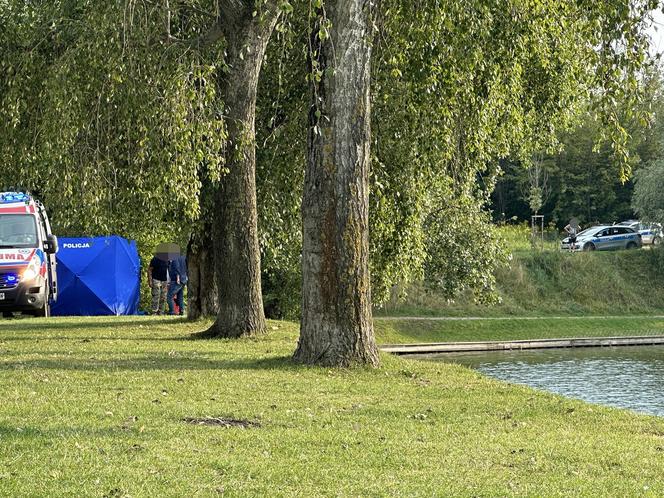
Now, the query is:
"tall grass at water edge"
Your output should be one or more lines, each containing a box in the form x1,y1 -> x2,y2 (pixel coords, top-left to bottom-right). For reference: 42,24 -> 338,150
378,225 -> 664,317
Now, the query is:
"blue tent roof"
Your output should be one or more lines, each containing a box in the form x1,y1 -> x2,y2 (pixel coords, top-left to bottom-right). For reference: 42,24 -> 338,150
51,236 -> 141,316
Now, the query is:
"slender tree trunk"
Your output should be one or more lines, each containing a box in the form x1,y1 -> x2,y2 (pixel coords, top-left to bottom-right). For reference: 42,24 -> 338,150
187,228 -> 218,319
294,0 -> 379,366
203,6 -> 280,338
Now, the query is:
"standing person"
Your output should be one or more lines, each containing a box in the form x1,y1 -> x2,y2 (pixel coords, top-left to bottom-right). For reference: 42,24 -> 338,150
148,252 -> 170,315
167,254 -> 188,316
565,218 -> 580,251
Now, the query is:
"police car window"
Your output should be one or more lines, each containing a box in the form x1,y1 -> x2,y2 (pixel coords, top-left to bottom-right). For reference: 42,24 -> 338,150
0,215 -> 38,248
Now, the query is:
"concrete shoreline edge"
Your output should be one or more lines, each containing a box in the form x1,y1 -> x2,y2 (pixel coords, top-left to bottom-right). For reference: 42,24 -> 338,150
379,335 -> 664,355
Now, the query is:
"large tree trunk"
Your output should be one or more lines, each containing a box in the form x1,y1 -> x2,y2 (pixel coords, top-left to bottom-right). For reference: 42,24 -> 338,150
203,5 -> 280,338
294,0 -> 379,366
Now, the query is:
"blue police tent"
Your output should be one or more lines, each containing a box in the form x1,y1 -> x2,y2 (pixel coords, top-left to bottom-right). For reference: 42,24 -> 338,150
52,236 -> 141,316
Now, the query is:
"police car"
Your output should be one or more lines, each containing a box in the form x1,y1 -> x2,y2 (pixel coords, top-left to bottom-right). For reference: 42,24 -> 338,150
561,225 -> 642,252
617,220 -> 662,246
0,192 -> 58,317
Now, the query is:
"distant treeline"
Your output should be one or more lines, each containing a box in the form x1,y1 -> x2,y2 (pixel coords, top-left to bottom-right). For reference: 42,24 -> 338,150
491,70 -> 664,228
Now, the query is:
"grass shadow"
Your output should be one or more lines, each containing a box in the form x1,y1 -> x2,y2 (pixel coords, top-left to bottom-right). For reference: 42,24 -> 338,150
0,354 -> 297,372
0,316 -> 196,332
0,334 -> 214,342
0,425 -> 138,439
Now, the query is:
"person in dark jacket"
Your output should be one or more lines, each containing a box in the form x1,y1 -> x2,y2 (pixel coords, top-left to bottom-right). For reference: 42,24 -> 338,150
148,253 -> 170,315
167,255 -> 188,316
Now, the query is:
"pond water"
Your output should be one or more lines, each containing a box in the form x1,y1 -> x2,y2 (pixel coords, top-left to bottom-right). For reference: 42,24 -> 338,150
423,345 -> 664,417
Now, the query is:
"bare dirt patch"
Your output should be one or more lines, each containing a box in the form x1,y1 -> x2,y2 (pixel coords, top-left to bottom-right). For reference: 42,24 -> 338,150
182,417 -> 261,428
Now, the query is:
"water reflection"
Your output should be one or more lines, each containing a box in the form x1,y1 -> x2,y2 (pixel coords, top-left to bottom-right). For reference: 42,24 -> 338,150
423,345 -> 664,416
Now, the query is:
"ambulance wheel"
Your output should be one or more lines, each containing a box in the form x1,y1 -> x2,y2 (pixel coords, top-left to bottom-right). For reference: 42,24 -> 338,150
653,236 -> 661,246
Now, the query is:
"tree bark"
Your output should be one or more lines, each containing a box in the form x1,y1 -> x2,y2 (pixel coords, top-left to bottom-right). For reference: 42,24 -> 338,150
294,0 -> 379,366
186,228 -> 218,319
203,5 -> 280,338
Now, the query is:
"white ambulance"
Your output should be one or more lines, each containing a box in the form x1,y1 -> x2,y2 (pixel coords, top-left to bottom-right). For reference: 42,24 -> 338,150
0,192 -> 58,317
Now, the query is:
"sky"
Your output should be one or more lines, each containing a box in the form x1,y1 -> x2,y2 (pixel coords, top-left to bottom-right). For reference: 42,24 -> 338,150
647,7 -> 664,55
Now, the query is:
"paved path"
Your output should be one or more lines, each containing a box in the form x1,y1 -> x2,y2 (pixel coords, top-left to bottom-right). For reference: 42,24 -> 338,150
380,335 -> 664,355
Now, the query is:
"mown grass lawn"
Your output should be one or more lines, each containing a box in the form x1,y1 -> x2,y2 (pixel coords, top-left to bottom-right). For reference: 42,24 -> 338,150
373,316 -> 664,344
2,316 -> 664,497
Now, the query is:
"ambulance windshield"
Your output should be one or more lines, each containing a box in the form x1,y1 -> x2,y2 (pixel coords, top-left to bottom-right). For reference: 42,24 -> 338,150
0,215 -> 38,248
